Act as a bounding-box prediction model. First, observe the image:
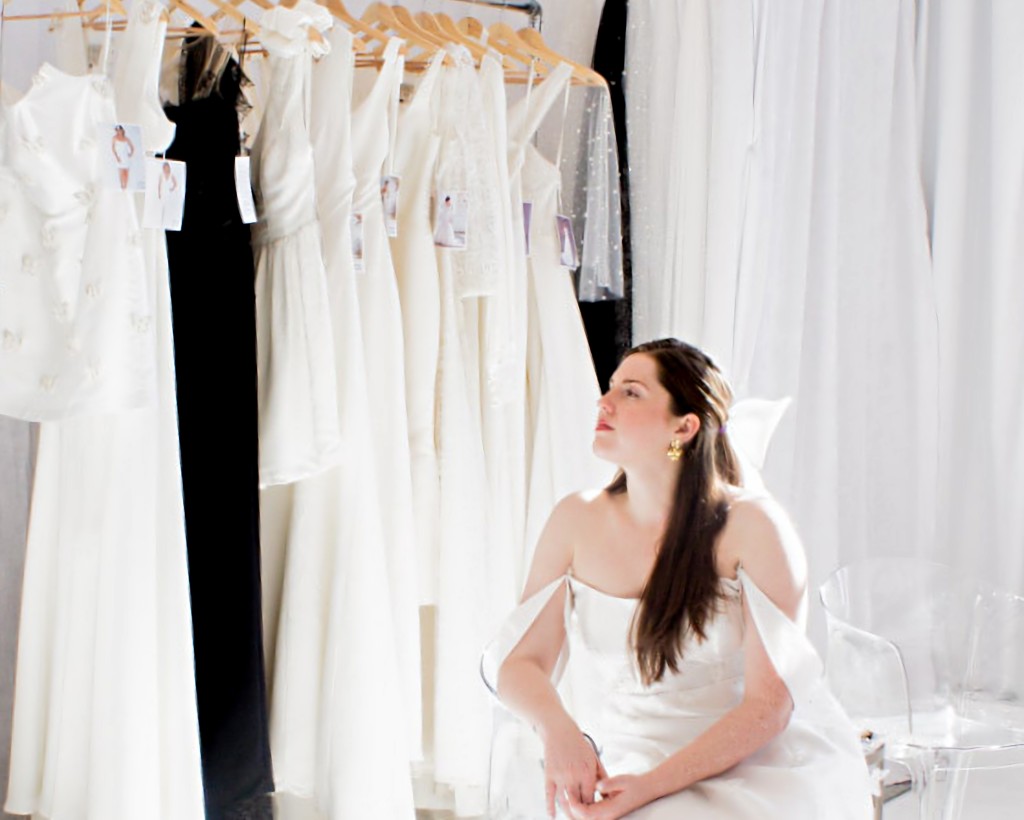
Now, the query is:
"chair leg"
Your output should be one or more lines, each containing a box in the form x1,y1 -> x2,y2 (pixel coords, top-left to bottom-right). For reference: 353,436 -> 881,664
909,750 -> 971,820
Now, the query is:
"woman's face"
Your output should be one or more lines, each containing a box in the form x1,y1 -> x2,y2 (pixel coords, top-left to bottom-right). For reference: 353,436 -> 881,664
594,353 -> 683,466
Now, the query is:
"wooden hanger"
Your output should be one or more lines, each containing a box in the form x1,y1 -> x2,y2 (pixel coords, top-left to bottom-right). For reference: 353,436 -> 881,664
6,0 -> 127,24
517,27 -> 606,87
317,0 -> 389,51
166,0 -> 222,37
456,16 -> 483,40
420,11 -> 489,63
205,0 -> 261,37
485,22 -> 545,77
390,6 -> 449,51
361,3 -> 443,61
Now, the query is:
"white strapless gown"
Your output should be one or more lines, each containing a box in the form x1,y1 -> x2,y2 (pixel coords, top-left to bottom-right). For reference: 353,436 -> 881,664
483,570 -> 874,819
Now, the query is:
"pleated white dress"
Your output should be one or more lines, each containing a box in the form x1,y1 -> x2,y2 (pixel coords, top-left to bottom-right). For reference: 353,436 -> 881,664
258,25 -> 416,820
483,570 -> 874,819
251,0 -> 342,487
388,51 -> 445,604
4,3 -> 204,817
348,38 -> 423,761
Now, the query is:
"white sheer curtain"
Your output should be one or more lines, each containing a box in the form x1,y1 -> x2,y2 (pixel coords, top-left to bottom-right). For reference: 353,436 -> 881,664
627,0 -> 1024,633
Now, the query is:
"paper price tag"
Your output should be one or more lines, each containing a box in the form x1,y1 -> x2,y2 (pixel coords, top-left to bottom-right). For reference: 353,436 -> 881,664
351,213 -> 365,273
234,156 -> 258,224
433,189 -> 469,250
555,214 -> 579,270
381,175 -> 400,238
143,158 -> 187,231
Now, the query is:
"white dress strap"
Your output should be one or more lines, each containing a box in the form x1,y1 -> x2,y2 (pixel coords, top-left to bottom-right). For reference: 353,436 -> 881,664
737,566 -> 823,702
480,575 -> 570,697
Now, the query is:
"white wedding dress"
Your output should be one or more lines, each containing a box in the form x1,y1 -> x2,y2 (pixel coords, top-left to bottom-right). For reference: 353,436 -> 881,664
259,25 -> 415,819
483,567 -> 874,819
349,36 -> 423,760
4,3 -> 204,817
0,60 -> 155,420
515,64 -> 614,559
251,0 -> 342,487
388,50 -> 445,604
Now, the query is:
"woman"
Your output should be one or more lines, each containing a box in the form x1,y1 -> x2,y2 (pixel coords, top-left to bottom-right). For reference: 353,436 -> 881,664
111,125 -> 135,190
490,339 -> 872,819
434,194 -> 459,247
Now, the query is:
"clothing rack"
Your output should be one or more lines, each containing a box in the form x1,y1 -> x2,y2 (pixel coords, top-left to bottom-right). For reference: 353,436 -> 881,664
447,0 -> 542,30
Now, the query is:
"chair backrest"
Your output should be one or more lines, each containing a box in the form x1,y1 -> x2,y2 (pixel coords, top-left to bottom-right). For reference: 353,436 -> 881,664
819,558 -> 1024,755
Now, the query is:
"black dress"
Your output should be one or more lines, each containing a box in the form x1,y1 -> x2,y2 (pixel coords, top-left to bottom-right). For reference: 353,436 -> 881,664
164,39 -> 274,820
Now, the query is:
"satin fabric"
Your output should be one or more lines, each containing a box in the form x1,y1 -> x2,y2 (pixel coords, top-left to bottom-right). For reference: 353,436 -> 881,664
483,568 -> 873,818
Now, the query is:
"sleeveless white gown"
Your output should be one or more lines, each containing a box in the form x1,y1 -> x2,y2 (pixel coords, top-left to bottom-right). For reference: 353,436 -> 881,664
483,570 -> 875,818
515,65 -> 614,560
388,51 -> 446,604
4,3 -> 204,817
350,38 -> 423,761
251,0 -> 342,487
259,25 -> 415,819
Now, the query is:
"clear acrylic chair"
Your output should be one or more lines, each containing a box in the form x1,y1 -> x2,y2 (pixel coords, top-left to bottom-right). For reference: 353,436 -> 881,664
819,558 -> 1024,819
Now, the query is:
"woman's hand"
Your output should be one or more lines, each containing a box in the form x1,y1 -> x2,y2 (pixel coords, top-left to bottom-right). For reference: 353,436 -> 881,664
570,773 -> 658,820
542,722 -> 607,818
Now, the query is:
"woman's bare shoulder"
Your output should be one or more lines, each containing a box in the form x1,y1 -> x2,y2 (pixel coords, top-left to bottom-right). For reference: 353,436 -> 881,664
521,488 -> 614,599
718,488 -> 807,614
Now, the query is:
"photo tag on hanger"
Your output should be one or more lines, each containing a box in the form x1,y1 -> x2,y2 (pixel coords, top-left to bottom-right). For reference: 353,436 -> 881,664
381,175 -> 401,238
523,201 -> 533,257
143,158 -> 187,231
99,122 -> 146,191
234,156 -> 258,225
351,212 -> 365,273
433,190 -> 469,250
555,214 -> 579,270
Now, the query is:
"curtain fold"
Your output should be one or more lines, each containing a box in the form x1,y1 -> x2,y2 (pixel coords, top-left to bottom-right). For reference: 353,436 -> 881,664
627,0 -> 1023,631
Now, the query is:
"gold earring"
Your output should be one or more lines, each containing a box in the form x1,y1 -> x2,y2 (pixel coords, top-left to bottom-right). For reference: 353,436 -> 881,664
667,439 -> 683,462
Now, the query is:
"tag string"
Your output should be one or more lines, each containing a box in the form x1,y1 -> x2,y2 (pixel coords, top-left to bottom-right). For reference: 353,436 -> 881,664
553,79 -> 570,213
238,23 -> 250,154
524,57 -> 537,115
386,46 -> 404,178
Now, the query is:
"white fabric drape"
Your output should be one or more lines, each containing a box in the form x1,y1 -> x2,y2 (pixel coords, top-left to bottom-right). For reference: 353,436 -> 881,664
627,0 -> 1024,626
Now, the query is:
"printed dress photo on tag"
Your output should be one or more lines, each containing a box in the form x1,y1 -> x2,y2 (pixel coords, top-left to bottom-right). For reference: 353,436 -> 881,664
381,175 -> 400,238
556,214 -> 579,270
99,122 -> 146,191
351,212 -> 365,272
143,158 -> 186,231
433,190 -> 469,250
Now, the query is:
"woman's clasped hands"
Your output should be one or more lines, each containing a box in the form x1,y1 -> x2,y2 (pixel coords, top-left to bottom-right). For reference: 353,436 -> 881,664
543,724 -> 658,819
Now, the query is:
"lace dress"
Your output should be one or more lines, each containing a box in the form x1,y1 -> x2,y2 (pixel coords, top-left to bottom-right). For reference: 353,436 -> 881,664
0,63 -> 154,420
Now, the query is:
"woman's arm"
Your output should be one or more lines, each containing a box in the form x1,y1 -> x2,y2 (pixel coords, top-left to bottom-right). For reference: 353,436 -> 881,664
497,493 -> 606,818
577,497 -> 805,820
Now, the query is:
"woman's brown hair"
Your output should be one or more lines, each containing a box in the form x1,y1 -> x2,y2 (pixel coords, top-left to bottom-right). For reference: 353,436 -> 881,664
607,339 -> 741,685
